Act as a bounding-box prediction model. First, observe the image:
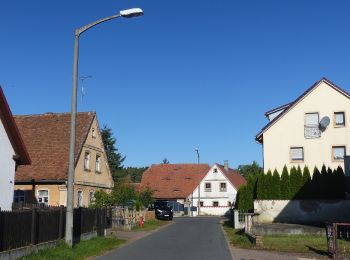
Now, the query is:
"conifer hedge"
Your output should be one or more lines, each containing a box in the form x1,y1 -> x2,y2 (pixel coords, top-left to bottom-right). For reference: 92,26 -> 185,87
235,165 -> 346,211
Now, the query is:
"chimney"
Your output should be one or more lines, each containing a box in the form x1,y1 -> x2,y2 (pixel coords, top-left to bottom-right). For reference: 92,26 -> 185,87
224,160 -> 229,171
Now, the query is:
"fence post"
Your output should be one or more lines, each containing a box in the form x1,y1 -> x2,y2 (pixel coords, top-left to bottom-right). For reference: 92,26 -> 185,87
31,208 -> 37,245
59,206 -> 64,239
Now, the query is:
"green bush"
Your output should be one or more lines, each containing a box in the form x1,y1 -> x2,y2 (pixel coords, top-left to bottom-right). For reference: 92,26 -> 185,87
271,169 -> 281,199
280,165 -> 290,199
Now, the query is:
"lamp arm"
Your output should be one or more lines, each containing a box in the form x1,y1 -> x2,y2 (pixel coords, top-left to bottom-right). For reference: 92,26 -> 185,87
76,14 -> 121,36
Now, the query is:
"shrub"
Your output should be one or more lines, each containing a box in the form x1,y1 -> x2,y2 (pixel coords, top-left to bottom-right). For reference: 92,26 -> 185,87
280,165 -> 290,199
271,169 -> 281,199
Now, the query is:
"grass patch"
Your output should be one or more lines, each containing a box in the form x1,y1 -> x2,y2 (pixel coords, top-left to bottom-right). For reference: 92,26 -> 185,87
222,221 -> 350,256
21,237 -> 125,260
132,219 -> 170,232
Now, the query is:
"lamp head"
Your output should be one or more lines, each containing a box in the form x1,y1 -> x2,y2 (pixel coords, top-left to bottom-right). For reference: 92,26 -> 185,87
120,8 -> 144,18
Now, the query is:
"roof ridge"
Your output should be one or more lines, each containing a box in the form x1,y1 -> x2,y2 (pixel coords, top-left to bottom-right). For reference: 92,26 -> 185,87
14,111 -> 96,117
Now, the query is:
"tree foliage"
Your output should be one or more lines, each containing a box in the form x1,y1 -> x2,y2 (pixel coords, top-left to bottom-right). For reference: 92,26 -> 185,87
162,158 -> 170,164
113,167 -> 148,183
235,175 -> 258,211
280,165 -> 290,199
236,161 -> 263,179
101,125 -> 125,175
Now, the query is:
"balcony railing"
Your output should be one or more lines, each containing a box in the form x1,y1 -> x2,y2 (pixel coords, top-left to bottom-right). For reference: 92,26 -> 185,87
304,124 -> 321,139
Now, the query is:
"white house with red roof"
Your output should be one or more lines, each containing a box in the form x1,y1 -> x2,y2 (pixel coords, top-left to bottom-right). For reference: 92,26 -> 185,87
0,87 -> 30,210
192,161 -> 246,216
140,162 -> 246,216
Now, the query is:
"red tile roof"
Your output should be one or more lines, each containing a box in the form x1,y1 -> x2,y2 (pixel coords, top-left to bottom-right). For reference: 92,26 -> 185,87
14,112 -> 95,182
140,164 -> 210,199
216,164 -> 247,189
0,87 -> 30,165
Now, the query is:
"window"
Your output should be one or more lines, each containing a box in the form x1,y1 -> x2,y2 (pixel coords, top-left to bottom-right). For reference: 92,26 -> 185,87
332,146 -> 346,161
304,113 -> 320,138
14,190 -> 25,203
212,201 -> 219,207
228,201 -> 232,207
290,147 -> 304,162
334,112 -> 345,127
95,154 -> 101,173
220,183 -> 227,192
92,128 -> 96,138
199,201 -> 204,207
89,191 -> 94,205
84,151 -> 90,170
77,190 -> 83,207
213,168 -> 218,173
205,183 -> 211,192
38,190 -> 49,206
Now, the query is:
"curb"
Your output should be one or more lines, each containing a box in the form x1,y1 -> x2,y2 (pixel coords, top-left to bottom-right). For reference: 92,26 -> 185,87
219,219 -> 235,260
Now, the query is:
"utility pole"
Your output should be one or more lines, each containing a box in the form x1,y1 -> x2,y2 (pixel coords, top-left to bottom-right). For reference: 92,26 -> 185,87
195,148 -> 200,216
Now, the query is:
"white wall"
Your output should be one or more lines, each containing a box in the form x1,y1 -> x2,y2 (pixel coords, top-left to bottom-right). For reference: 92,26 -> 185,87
254,200 -> 350,224
0,118 -> 16,211
191,165 -> 237,216
263,81 -> 350,173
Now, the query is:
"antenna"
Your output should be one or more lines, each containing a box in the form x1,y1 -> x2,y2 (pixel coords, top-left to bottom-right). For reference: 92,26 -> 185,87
319,116 -> 330,131
80,75 -> 92,103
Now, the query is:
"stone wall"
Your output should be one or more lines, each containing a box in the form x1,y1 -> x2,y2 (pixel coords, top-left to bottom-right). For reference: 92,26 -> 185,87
254,200 -> 350,224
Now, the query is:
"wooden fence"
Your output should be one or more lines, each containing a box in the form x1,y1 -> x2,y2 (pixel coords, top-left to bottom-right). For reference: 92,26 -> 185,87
0,207 -> 110,252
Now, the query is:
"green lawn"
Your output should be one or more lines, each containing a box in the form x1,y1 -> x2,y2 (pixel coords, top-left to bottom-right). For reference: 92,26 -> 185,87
132,219 -> 170,232
222,221 -> 350,256
21,237 -> 126,260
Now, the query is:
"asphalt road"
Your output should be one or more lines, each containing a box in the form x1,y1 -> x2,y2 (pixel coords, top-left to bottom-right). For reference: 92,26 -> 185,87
99,217 -> 232,260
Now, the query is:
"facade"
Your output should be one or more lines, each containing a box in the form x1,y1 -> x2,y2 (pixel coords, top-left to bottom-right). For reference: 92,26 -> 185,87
14,112 -> 114,207
192,163 -> 246,216
0,87 -> 31,210
256,77 -> 350,174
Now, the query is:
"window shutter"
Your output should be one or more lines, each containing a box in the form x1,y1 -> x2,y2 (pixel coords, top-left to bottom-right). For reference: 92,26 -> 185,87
305,113 -> 319,126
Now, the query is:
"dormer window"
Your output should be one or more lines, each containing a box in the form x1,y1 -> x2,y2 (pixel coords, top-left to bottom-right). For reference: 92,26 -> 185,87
92,128 -> 96,138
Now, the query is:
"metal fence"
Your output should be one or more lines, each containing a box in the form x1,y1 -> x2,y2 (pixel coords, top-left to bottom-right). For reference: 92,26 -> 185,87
326,223 -> 350,259
0,206 -> 109,252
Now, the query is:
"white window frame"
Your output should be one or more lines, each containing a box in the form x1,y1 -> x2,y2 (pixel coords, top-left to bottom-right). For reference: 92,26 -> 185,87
290,147 -> 304,162
37,189 -> 49,206
77,190 -> 83,207
89,191 -> 94,205
95,154 -> 101,173
220,182 -> 227,192
205,182 -> 211,192
84,151 -> 91,170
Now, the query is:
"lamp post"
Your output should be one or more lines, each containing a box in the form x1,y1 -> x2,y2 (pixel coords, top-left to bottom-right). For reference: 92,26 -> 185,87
65,8 -> 143,246
195,148 -> 200,216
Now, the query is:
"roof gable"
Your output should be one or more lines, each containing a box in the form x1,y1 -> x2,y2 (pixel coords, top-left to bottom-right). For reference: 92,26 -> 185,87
14,112 -> 95,181
215,164 -> 247,189
0,87 -> 30,165
256,77 -> 350,143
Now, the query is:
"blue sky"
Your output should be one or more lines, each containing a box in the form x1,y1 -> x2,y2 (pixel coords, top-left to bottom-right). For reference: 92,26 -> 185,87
1,1 -> 350,168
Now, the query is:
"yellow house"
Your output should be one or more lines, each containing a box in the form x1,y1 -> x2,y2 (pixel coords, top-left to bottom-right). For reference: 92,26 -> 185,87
256,77 -> 350,174
13,112 -> 114,207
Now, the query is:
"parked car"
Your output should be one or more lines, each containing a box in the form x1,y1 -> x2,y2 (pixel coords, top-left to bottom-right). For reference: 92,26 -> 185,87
154,200 -> 173,220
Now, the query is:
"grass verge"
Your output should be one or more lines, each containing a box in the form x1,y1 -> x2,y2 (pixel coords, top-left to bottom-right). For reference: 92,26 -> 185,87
222,221 -> 350,256
21,237 -> 126,260
132,219 -> 170,232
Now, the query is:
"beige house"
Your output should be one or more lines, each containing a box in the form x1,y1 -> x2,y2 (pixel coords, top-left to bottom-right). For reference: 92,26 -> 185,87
14,112 -> 114,207
256,77 -> 350,174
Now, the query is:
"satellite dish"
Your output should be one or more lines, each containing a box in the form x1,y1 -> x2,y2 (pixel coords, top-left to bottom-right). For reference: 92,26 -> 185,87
319,116 -> 330,131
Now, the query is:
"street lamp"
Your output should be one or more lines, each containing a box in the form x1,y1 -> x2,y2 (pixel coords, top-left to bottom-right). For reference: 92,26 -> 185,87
65,8 -> 144,246
195,148 -> 200,216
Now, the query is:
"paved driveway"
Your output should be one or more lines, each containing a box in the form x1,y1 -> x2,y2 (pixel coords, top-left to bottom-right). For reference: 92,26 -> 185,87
98,217 -> 232,260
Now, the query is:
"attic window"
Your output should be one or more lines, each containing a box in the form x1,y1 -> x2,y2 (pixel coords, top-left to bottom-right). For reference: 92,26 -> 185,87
92,128 -> 96,138
173,189 -> 180,192
213,168 -> 218,173
185,177 -> 192,180
163,176 -> 171,181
